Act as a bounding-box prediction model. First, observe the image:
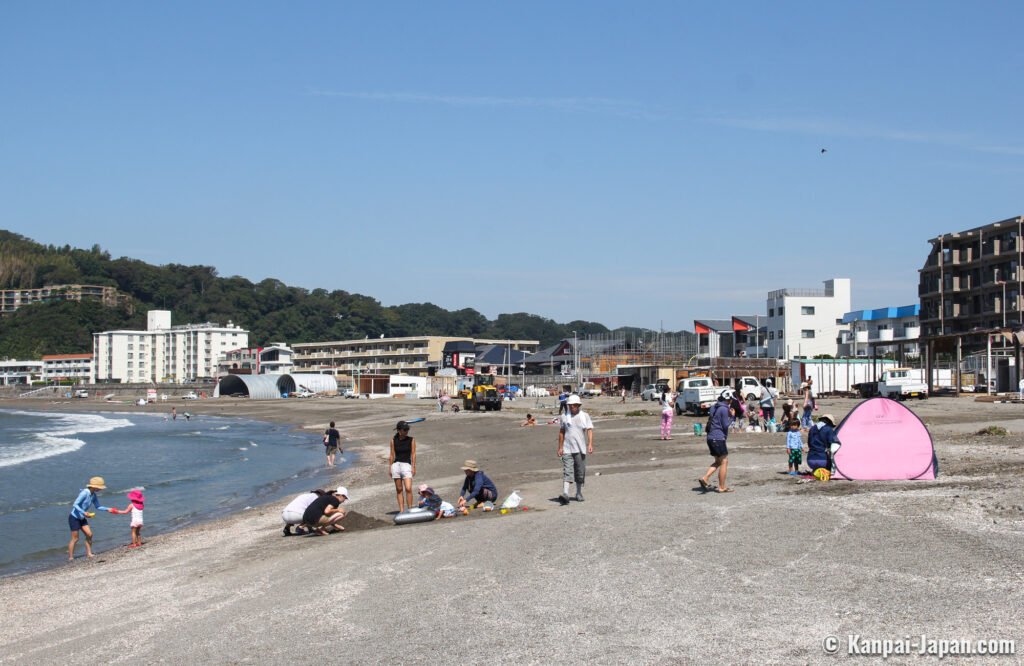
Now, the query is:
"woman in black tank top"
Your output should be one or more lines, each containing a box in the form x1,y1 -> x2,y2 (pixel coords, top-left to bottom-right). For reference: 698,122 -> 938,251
388,421 -> 417,512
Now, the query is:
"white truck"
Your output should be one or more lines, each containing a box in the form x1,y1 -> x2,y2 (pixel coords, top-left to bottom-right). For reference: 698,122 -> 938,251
735,376 -> 766,400
878,368 -> 928,400
678,377 -> 719,415
579,382 -> 602,397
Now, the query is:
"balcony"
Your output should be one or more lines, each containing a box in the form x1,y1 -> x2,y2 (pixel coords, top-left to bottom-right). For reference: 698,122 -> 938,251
875,329 -> 894,342
855,331 -> 868,343
903,326 -> 921,339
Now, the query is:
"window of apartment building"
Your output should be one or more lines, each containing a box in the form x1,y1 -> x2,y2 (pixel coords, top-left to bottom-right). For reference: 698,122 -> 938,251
801,306 -> 815,315
127,362 -> 133,368
778,307 -> 784,315
768,308 -> 775,317
127,353 -> 133,359
777,329 -> 783,339
127,343 -> 133,350
768,331 -> 775,340
801,330 -> 815,338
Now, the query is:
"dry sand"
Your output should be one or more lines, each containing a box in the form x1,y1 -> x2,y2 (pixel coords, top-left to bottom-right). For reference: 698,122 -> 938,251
1,394 -> 1022,664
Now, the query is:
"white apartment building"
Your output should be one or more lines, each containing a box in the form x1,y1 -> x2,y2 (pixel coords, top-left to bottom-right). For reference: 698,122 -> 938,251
0,360 -> 43,385
92,310 -> 249,384
42,353 -> 93,383
838,305 -> 921,358
765,278 -> 852,360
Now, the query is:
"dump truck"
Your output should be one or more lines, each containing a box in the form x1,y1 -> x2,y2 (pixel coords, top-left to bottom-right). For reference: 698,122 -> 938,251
461,374 -> 503,411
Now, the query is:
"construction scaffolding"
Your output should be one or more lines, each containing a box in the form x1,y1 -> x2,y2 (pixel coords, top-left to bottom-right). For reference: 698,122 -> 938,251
585,331 -> 699,376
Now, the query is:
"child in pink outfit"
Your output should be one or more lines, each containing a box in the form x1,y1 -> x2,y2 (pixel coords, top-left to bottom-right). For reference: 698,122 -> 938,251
659,390 -> 675,440
112,488 -> 145,548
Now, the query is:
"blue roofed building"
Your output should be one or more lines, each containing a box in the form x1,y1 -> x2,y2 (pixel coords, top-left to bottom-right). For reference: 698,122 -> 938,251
838,305 -> 920,359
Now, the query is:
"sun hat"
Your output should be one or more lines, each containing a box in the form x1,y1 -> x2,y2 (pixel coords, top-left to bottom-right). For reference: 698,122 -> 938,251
566,394 -> 582,405
417,483 -> 430,494
460,459 -> 480,472
396,420 -> 409,431
819,414 -> 836,426
419,485 -> 435,496
87,476 -> 106,490
127,488 -> 145,509
335,486 -> 349,499
718,388 -> 734,401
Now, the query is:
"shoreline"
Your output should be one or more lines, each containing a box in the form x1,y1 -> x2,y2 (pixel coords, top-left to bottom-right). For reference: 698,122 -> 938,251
0,399 -> 364,579
2,395 -> 1023,662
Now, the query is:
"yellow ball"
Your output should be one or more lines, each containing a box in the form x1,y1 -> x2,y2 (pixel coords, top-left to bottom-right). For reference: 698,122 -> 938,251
813,468 -> 831,482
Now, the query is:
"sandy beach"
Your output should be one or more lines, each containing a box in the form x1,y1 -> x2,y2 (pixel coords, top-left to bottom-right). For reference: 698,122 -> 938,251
1,394 -> 1022,664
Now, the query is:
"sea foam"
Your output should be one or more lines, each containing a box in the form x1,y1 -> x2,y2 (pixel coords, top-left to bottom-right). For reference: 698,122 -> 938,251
0,411 -> 133,468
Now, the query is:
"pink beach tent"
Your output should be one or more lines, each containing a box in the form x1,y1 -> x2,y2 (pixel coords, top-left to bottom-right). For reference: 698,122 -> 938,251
834,397 -> 937,480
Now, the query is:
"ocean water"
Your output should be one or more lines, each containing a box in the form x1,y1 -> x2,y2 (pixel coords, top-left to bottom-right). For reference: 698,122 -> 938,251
0,408 -> 344,577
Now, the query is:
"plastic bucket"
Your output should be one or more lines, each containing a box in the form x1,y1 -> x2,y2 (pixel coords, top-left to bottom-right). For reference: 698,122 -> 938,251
693,423 -> 703,436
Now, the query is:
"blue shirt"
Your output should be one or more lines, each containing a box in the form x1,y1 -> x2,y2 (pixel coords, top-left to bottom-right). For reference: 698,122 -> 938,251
460,470 -> 498,501
705,401 -> 732,441
786,431 -> 804,450
419,494 -> 442,511
70,488 -> 109,519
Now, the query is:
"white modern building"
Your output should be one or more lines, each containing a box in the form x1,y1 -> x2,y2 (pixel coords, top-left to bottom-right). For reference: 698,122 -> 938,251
765,278 -> 852,360
92,310 -> 249,384
217,343 -> 294,377
838,305 -> 921,359
42,353 -> 93,383
0,360 -> 43,385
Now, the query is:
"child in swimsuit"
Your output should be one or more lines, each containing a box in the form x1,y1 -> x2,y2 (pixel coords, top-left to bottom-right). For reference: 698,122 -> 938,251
112,488 -> 146,548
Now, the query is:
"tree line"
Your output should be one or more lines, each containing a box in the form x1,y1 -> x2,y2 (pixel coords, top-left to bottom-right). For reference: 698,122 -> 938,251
0,231 -> 622,358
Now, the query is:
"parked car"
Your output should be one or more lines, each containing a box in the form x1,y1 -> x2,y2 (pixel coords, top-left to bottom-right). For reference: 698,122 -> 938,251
182,391 -> 199,400
73,389 -> 89,399
291,389 -> 315,398
640,383 -> 670,401
579,382 -> 602,397
341,388 -> 357,398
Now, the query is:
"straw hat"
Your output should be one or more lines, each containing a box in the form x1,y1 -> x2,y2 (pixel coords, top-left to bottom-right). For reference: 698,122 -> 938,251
87,476 -> 106,490
819,414 -> 837,426
460,459 -> 480,472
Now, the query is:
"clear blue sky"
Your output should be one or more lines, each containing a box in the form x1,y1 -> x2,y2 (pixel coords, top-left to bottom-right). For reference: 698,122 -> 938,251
2,2 -> 1022,331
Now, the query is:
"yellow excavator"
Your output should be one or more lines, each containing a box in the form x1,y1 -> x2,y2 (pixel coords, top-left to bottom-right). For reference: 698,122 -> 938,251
460,373 -> 502,411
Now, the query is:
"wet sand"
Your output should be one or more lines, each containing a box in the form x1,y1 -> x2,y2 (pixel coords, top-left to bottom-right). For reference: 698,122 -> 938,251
1,394 -> 1022,664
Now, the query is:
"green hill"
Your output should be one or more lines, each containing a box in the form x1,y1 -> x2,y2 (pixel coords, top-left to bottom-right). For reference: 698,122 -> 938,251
0,231 -> 618,358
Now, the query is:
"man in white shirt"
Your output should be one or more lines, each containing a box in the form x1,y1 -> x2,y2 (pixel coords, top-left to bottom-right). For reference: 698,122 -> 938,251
557,394 -> 594,505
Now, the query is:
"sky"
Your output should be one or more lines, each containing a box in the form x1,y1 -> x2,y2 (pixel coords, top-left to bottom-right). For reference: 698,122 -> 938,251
2,2 -> 1023,331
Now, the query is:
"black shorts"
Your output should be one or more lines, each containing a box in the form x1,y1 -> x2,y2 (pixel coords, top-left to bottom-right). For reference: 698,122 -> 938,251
68,515 -> 89,531
707,439 -> 728,457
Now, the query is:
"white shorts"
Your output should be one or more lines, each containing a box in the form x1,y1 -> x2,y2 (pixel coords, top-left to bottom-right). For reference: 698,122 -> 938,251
390,462 -> 413,479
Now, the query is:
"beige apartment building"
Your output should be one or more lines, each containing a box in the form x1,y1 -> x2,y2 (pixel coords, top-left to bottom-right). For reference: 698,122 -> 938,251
0,284 -> 132,315
292,336 -> 540,378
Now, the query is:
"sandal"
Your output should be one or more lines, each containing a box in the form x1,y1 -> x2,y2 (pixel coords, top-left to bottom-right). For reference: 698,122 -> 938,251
698,478 -> 709,490
716,487 -> 734,493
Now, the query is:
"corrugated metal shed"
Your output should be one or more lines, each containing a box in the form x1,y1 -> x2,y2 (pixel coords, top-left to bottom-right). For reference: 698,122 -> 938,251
216,374 -> 283,400
283,373 -> 338,395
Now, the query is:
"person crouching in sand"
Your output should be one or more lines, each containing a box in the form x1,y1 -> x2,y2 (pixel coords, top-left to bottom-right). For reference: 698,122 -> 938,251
68,476 -> 115,561
301,487 -> 349,535
457,460 -> 497,511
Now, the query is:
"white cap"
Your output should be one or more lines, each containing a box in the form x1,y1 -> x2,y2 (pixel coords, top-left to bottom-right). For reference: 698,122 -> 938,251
566,394 -> 582,405
336,486 -> 349,499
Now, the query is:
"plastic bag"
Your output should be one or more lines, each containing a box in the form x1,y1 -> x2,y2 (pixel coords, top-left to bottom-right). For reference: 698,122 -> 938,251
501,491 -> 522,510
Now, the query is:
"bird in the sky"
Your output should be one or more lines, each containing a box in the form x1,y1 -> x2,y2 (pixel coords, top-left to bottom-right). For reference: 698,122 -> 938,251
821,148 -> 827,154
